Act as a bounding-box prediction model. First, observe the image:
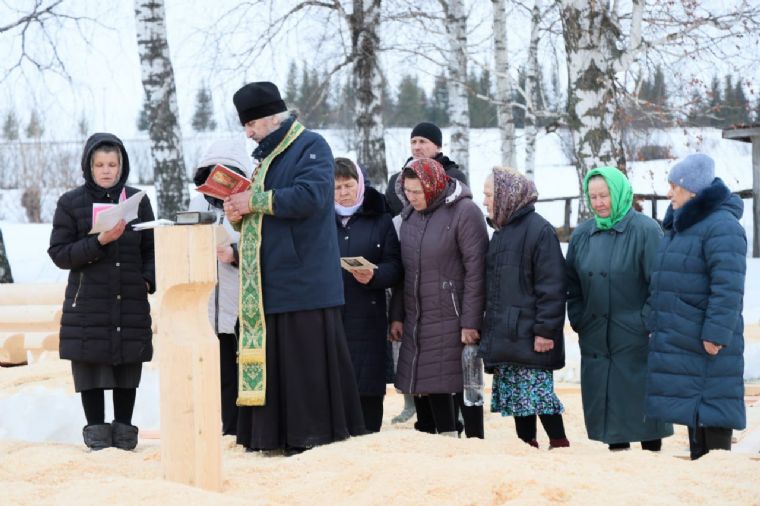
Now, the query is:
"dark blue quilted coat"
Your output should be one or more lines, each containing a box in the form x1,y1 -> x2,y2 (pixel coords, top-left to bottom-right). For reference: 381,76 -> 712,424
645,178 -> 746,430
336,187 -> 402,395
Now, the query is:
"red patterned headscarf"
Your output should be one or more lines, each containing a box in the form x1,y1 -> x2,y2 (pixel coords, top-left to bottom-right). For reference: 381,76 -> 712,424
402,158 -> 449,206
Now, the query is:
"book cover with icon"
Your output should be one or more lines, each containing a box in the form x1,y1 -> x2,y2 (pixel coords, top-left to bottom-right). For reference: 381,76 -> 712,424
340,256 -> 377,271
195,164 -> 251,199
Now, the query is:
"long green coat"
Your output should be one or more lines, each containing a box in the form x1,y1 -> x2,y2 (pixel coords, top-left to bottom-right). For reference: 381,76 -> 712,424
566,210 -> 673,444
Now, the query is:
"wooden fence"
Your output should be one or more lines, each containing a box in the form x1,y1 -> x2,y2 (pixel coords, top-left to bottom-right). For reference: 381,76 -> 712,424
539,189 -> 754,242
539,189 -> 754,229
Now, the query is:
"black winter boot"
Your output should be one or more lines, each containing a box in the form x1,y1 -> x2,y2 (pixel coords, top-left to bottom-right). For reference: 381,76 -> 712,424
83,424 -> 112,451
111,421 -> 139,451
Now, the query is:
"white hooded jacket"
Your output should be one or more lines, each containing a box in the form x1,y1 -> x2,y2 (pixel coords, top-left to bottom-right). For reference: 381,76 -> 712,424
188,137 -> 252,334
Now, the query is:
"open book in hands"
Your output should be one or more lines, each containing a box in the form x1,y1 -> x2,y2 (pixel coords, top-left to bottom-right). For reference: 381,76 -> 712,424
89,190 -> 146,234
195,164 -> 251,200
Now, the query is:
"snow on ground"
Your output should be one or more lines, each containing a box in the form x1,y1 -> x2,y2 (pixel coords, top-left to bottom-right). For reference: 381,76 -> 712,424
0,365 -> 160,445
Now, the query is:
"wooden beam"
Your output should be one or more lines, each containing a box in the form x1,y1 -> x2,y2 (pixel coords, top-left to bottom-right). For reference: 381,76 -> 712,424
537,195 -> 579,203
722,126 -> 760,143
0,284 -> 64,305
0,305 -> 60,331
0,332 -> 25,365
155,225 -> 222,492
539,191 -> 754,202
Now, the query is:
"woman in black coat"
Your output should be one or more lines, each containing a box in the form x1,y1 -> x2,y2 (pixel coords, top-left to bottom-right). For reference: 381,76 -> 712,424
479,167 -> 569,449
48,133 -> 155,451
334,157 -> 402,432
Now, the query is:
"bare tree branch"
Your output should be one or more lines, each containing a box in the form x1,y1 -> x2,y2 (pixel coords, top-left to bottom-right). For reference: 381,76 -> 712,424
0,0 -> 105,84
0,0 -> 65,33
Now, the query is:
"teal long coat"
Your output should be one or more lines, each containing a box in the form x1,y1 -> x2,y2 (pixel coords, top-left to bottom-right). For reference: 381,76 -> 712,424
566,210 -> 673,444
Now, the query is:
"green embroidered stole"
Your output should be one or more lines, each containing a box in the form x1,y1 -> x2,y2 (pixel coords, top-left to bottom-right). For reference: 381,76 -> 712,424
237,120 -> 305,406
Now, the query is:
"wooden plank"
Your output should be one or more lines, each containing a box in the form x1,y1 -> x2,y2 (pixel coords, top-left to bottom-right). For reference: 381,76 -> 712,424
155,225 -> 217,290
0,306 -> 61,331
722,126 -> 760,142
537,196 -> 579,203
0,284 -> 65,305
155,225 -> 221,492
539,191 -> 753,203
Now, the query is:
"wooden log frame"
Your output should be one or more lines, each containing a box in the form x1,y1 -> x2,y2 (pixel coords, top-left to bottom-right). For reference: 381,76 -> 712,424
154,224 -> 222,492
0,305 -> 60,332
0,283 -> 65,305
0,283 -> 160,366
23,332 -> 59,362
0,332 -> 25,365
0,283 -> 64,366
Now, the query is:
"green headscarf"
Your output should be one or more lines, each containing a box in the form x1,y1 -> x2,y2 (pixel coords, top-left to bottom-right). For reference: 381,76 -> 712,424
583,166 -> 633,230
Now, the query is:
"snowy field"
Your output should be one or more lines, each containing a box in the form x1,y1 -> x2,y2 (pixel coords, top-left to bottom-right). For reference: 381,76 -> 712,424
0,126 -> 758,445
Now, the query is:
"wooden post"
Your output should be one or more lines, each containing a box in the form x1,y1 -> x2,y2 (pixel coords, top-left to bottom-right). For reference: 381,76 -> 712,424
753,137 -> 759,257
650,195 -> 658,221
564,198 -> 571,229
722,126 -> 760,258
154,225 -> 222,492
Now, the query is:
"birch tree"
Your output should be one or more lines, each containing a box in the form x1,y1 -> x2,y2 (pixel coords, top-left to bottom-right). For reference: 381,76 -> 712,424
559,0 -> 640,210
523,0 -> 542,179
558,0 -> 760,215
348,0 -> 387,187
134,0 -> 189,218
491,0 -> 516,169
440,0 -> 470,174
207,1 -> 388,186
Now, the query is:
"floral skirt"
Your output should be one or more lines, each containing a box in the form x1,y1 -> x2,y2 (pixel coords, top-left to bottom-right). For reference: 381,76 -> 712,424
490,364 -> 564,417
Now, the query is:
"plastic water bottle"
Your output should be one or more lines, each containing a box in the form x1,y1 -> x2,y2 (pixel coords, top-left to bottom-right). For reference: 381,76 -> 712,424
462,344 -> 484,406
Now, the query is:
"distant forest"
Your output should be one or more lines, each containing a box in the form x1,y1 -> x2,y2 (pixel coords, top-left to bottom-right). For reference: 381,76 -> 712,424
169,62 -> 757,134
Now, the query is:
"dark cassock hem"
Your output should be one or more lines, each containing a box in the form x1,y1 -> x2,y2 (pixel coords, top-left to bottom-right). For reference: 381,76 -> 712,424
236,306 -> 367,450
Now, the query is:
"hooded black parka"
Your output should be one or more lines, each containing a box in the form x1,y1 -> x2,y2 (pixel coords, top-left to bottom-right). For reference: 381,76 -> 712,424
48,133 -> 156,365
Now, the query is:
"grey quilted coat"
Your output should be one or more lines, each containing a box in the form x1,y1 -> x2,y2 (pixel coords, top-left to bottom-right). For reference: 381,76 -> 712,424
391,180 -> 488,394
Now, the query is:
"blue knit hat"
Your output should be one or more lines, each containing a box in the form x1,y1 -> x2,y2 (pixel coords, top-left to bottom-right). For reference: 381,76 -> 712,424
668,153 -> 715,194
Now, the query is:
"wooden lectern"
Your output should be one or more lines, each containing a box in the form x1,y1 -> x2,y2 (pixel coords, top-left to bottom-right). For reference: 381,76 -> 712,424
154,225 -> 222,492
